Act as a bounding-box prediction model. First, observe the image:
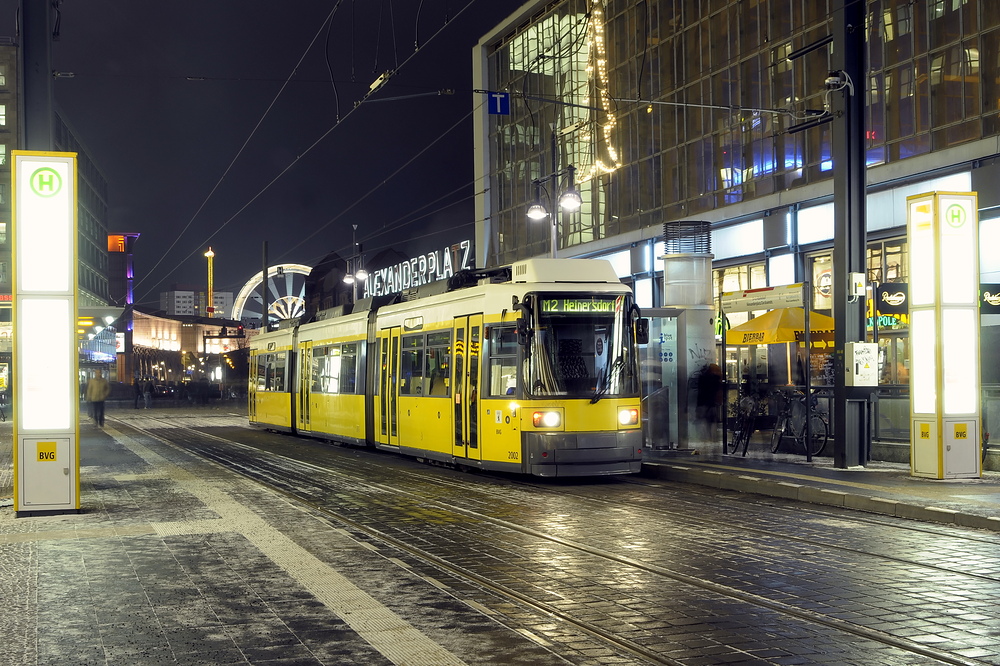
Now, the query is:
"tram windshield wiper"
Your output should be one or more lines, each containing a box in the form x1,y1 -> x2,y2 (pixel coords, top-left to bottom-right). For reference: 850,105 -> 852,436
591,357 -> 624,404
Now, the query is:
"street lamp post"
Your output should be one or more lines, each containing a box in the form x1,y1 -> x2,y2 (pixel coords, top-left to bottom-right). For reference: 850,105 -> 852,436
343,224 -> 368,302
526,164 -> 582,258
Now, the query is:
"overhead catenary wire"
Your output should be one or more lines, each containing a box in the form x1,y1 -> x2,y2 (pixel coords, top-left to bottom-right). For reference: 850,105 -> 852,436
137,0 -> 483,303
133,0 -> 346,298
271,103 -> 480,264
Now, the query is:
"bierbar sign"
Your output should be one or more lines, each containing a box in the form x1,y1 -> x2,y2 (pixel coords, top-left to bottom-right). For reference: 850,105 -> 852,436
366,240 -> 474,297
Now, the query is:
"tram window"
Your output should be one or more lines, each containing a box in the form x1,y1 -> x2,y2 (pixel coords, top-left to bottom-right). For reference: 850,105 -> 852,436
254,355 -> 268,391
311,345 -> 343,394
488,326 -> 518,396
426,331 -> 451,397
341,343 -> 358,393
258,352 -> 286,392
400,335 -> 424,395
311,346 -> 329,392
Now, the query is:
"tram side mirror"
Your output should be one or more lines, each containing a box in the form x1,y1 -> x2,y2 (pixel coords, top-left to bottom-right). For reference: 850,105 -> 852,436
516,317 -> 529,346
635,318 -> 649,345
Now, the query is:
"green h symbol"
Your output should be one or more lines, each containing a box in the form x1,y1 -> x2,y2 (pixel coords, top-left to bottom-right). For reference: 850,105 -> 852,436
945,203 -> 966,228
30,167 -> 62,198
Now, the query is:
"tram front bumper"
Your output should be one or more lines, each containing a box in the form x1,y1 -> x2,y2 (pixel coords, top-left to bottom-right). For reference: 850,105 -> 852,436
524,429 -> 643,476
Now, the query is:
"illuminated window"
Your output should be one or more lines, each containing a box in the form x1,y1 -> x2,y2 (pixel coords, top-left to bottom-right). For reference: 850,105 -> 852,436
0,105 -> 6,126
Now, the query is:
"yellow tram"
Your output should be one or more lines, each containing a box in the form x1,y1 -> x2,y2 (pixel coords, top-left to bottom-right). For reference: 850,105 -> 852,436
249,258 -> 648,476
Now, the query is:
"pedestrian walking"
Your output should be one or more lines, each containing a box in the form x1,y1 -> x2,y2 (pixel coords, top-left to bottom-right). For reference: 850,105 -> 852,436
143,378 -> 154,409
86,370 -> 111,427
696,363 -> 724,441
133,378 -> 143,409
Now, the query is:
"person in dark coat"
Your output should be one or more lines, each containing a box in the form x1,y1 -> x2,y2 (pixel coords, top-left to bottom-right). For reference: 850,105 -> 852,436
133,379 -> 143,409
696,363 -> 724,440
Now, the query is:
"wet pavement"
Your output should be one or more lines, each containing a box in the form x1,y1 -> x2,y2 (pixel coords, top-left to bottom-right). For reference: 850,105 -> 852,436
643,436 -> 1000,532
1,409 -> 535,665
2,408 -> 1000,665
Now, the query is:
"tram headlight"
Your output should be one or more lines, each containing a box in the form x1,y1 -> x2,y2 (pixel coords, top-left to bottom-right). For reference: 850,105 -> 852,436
618,408 -> 639,426
532,411 -> 561,428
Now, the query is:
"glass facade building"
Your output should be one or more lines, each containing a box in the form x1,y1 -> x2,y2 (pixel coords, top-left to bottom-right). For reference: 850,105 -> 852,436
479,0 -> 1000,264
474,0 -> 1000,451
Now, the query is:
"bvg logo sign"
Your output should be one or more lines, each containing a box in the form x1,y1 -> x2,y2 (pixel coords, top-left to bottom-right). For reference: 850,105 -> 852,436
30,167 -> 63,198
36,441 -> 58,461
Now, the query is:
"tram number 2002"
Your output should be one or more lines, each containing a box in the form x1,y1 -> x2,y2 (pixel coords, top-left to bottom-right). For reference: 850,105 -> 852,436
507,451 -> 520,460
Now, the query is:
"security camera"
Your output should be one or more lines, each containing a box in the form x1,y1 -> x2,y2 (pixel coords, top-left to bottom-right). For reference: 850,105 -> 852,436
825,72 -> 844,88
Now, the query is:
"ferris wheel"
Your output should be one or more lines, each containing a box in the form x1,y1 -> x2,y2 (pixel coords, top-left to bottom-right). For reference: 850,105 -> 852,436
231,263 -> 312,326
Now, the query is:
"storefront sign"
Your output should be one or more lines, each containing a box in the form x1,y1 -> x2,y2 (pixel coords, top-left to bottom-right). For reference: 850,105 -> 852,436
721,283 -> 803,313
876,282 -> 908,315
982,283 -> 1000,314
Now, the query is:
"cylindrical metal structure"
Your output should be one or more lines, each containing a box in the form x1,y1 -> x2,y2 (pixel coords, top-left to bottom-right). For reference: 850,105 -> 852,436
662,221 -> 713,307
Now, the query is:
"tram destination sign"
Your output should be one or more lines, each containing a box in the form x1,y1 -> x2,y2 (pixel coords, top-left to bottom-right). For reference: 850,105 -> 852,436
541,297 -> 620,314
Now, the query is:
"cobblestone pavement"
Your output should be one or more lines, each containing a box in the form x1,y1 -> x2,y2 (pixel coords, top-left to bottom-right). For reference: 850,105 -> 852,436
4,408 -> 1000,665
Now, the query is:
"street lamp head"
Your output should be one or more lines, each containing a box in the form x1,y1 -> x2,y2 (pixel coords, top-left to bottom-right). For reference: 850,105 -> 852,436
558,188 -> 582,212
559,165 -> 582,212
355,268 -> 368,281
343,273 -> 356,284
527,202 -> 549,220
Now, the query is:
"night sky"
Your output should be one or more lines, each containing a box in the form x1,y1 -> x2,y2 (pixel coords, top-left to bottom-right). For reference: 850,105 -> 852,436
0,1 -> 513,309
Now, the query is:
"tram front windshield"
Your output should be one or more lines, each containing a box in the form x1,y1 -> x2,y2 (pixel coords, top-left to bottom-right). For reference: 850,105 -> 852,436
527,294 -> 639,398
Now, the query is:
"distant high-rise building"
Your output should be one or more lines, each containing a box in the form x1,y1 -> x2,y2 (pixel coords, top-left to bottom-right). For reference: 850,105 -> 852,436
160,285 -> 233,318
0,41 -> 112,370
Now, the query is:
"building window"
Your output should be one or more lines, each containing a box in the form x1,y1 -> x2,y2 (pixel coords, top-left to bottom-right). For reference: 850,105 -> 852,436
0,105 -> 6,126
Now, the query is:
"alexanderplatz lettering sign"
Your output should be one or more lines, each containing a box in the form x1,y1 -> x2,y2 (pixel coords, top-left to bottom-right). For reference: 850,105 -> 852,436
364,240 -> 474,298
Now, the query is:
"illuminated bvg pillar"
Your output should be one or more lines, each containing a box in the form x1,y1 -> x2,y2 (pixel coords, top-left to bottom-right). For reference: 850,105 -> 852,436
907,191 -> 980,479
12,151 -> 80,514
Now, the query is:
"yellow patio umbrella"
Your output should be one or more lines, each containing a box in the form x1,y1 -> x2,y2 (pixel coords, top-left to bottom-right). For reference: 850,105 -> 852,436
725,307 -> 836,384
725,307 -> 835,346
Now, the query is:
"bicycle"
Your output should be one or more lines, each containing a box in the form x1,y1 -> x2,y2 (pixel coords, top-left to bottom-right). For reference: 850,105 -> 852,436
728,389 -> 763,456
770,388 -> 828,457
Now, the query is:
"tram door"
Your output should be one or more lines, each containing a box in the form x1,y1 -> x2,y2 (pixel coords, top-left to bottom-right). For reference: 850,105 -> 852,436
375,327 -> 401,447
298,341 -> 313,431
452,315 -> 482,461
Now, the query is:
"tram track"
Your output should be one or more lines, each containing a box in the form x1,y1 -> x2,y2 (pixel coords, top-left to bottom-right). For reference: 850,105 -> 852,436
121,417 -> 683,665
114,415 -> 999,665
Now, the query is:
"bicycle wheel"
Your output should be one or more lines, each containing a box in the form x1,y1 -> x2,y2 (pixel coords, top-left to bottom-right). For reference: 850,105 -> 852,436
728,396 -> 756,455
729,410 -> 751,455
770,416 -> 785,453
806,413 -> 829,456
